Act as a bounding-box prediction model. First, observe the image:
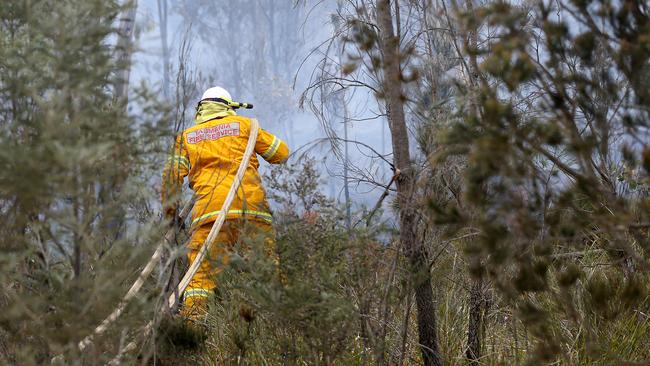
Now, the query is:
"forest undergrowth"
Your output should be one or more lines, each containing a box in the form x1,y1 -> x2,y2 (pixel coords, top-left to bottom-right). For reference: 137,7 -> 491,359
1,0 -> 649,365
146,161 -> 650,366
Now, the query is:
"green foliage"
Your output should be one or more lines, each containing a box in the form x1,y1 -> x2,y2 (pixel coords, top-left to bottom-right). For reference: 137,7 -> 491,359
0,0 -> 173,364
433,0 -> 650,363
2,0 -> 648,365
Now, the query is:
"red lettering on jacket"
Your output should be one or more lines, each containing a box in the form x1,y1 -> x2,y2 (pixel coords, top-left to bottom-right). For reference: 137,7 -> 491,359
186,122 -> 241,144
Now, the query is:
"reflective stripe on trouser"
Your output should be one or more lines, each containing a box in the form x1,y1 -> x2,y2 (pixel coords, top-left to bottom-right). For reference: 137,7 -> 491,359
184,288 -> 212,300
191,209 -> 273,226
182,219 -> 275,318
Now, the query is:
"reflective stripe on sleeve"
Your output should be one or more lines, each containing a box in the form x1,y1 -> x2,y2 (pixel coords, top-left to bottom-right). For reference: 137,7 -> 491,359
166,155 -> 190,170
192,209 -> 273,225
261,136 -> 282,160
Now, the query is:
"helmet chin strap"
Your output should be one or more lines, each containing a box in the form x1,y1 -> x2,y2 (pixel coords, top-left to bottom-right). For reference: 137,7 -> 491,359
197,98 -> 254,110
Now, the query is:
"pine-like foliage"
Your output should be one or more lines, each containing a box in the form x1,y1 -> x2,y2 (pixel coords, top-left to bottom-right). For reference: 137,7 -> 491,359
433,0 -> 650,363
2,1 -> 648,365
0,1 -> 170,364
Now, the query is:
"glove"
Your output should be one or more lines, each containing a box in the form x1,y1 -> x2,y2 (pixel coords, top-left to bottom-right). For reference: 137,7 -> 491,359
164,207 -> 185,230
165,206 -> 177,219
172,214 -> 186,231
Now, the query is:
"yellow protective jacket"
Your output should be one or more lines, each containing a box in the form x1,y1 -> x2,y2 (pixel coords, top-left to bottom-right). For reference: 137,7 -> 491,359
162,115 -> 289,227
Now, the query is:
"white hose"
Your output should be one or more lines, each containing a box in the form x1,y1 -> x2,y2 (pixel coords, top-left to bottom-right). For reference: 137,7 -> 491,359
77,197 -> 194,352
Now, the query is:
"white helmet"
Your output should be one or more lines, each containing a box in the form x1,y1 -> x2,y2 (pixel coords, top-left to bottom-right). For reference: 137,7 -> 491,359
201,86 -> 232,102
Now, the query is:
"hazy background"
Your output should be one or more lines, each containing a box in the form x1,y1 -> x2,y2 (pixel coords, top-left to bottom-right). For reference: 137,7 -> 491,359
131,0 -> 392,210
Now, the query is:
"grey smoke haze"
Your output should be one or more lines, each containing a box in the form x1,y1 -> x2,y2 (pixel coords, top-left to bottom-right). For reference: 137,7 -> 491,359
130,0 -> 393,212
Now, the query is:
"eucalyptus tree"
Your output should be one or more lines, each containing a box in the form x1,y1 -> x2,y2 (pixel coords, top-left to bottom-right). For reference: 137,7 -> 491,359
303,0 -> 452,363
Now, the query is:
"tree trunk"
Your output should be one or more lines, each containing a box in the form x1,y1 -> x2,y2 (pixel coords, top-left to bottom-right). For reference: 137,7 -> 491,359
464,2 -> 485,361
466,276 -> 484,363
342,90 -> 352,230
101,0 -> 138,241
157,0 -> 170,99
114,0 -> 138,103
376,1 -> 442,365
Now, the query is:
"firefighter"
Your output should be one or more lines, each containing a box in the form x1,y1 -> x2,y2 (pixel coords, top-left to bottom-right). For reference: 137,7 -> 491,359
162,86 -> 289,322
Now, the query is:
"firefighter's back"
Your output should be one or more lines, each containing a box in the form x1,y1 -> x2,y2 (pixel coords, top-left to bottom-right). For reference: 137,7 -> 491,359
181,115 -> 272,226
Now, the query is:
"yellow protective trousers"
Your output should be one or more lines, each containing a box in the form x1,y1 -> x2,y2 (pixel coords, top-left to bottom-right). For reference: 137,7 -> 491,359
181,219 -> 275,320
